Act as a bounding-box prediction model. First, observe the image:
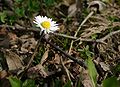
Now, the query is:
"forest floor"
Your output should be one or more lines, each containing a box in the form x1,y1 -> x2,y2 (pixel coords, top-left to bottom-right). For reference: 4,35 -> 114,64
0,0 -> 120,87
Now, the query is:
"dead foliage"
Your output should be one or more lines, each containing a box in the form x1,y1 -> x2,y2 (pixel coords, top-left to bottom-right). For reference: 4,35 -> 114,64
0,0 -> 120,87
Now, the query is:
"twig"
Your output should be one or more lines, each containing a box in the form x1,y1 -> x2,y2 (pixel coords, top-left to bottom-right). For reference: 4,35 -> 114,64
0,24 -> 77,40
25,31 -> 45,70
43,38 -> 87,69
0,25 -> 40,32
1,24 -> 120,44
75,29 -> 120,44
99,30 -> 120,41
52,33 -> 77,40
60,57 -> 72,81
74,38 -> 106,44
68,11 -> 94,54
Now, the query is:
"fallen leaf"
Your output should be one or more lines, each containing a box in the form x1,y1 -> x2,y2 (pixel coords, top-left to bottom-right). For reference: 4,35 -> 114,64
0,27 -> 10,48
82,69 -> 93,87
0,27 -> 7,35
100,62 -> 110,71
40,50 -> 49,65
49,54 -> 61,65
0,70 -> 8,79
68,3 -> 77,17
4,50 -> 23,71
8,32 -> 17,41
63,0 -> 75,6
0,38 -> 10,48
27,64 -> 48,78
53,54 -> 61,64
20,35 -> 37,53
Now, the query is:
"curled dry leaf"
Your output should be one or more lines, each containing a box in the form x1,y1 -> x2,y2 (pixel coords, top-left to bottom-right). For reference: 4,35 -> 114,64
82,69 -> 93,87
63,0 -> 75,6
40,50 -> 49,65
8,32 -> 17,41
53,54 -> 61,64
27,64 -> 48,78
68,3 -> 77,17
0,38 -> 10,48
99,62 -> 110,71
19,35 -> 37,53
0,70 -> 8,79
49,54 -> 61,65
8,32 -> 18,46
81,26 -> 106,38
0,27 -> 7,35
4,50 -> 23,71
88,1 -> 106,13
0,27 -> 10,48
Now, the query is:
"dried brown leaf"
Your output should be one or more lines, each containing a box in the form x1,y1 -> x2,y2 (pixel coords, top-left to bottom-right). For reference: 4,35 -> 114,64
4,50 -> 23,70
0,70 -> 8,79
8,33 -> 17,41
81,22 -> 109,38
0,38 -> 10,48
20,35 -> 37,53
82,70 -> 93,87
63,0 -> 75,6
27,64 -> 48,78
53,54 -> 61,64
99,62 -> 110,71
40,50 -> 49,65
68,3 -> 77,17
0,27 -> 7,35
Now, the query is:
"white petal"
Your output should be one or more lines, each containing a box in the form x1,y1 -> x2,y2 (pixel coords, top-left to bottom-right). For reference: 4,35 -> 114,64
33,15 -> 59,34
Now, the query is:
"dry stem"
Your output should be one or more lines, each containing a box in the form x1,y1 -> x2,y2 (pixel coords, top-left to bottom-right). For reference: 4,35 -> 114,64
68,11 -> 94,54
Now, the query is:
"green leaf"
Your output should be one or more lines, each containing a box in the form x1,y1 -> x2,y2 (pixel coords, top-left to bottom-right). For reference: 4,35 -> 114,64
8,76 -> 22,87
91,34 -> 98,40
8,15 -> 16,25
44,0 -> 55,6
102,76 -> 120,87
78,45 -> 94,59
108,16 -> 120,22
54,79 -> 62,87
115,64 -> 120,72
28,0 -> 39,12
14,0 -> 23,3
22,79 -> 36,87
86,58 -> 97,87
63,80 -> 72,87
0,12 -> 6,23
76,75 -> 82,87
15,7 -> 25,17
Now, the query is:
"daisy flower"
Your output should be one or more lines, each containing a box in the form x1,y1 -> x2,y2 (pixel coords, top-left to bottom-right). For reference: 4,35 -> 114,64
33,15 -> 59,34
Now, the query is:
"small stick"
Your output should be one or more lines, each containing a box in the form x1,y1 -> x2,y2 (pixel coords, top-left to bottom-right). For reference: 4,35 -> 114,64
25,31 -> 45,70
60,57 -> 72,81
99,30 -> 120,41
0,25 -> 40,32
75,29 -> 120,44
74,38 -> 106,44
1,24 -> 120,43
69,11 -> 95,54
1,24 -> 120,45
43,38 -> 87,69
52,33 -> 77,40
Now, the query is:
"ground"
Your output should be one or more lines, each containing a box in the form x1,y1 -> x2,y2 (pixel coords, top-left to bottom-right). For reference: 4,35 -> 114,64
0,0 -> 120,87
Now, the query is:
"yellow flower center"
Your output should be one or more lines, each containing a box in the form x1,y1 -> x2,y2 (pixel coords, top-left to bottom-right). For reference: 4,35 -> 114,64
41,21 -> 51,29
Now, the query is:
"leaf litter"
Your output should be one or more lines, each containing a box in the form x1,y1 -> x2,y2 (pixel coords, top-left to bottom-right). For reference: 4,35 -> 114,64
0,0 -> 120,87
